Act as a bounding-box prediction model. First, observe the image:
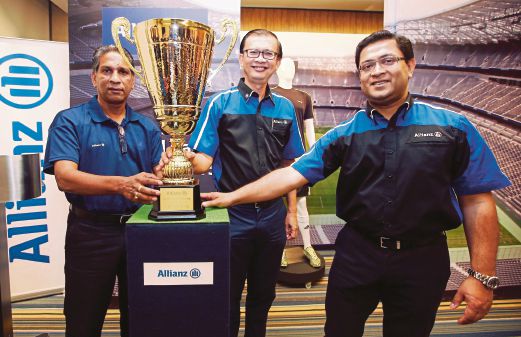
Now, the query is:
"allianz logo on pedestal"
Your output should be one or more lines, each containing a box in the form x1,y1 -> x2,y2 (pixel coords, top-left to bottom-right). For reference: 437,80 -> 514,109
143,262 -> 213,286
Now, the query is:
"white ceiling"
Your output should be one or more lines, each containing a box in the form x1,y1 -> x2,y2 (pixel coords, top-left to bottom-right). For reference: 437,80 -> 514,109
241,0 -> 383,11
51,0 -> 384,14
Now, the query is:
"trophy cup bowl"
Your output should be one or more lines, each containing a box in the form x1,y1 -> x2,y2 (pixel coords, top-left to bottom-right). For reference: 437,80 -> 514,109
112,17 -> 238,220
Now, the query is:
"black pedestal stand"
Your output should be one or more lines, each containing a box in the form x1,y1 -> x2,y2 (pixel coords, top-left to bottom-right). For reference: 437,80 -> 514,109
278,246 -> 326,289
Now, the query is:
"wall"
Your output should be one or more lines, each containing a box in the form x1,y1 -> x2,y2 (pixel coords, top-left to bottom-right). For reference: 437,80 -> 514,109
0,0 -> 67,41
241,8 -> 383,33
51,2 -> 68,42
0,4 -> 381,41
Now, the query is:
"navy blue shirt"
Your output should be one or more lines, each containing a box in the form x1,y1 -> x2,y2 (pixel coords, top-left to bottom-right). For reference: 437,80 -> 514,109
292,97 -> 510,240
44,96 -> 163,213
189,79 -> 305,192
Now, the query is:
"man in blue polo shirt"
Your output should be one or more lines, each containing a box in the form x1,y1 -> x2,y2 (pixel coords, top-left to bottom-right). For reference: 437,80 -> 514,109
44,45 -> 169,337
200,30 -> 511,337
185,29 -> 304,337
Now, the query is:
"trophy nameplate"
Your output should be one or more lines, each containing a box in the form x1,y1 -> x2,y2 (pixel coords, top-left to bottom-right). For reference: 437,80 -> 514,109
150,182 -> 204,220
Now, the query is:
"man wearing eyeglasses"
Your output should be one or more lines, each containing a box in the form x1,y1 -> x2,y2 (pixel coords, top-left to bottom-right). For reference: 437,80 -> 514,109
43,45 -> 170,337
199,30 -> 510,337
184,29 -> 304,337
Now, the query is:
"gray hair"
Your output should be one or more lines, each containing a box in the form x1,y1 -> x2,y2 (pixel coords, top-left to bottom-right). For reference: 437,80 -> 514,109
91,45 -> 135,73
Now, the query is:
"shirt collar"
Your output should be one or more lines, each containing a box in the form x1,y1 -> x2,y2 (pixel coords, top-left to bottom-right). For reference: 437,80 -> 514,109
366,93 -> 414,121
87,96 -> 138,124
237,78 -> 274,104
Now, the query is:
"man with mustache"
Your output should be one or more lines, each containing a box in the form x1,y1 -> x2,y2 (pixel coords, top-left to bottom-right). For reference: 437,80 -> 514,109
44,45 -> 170,337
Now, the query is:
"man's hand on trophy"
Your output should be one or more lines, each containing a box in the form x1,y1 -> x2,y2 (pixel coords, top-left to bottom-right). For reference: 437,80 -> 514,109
183,147 -> 213,175
122,172 -> 162,203
201,192 -> 235,208
153,147 -> 173,179
183,147 -> 196,162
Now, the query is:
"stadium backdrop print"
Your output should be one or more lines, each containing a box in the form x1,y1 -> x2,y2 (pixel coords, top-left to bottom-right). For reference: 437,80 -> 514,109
385,0 -> 521,223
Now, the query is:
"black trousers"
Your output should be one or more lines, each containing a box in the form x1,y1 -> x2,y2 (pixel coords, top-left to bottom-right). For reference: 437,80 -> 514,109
324,227 -> 450,337
64,211 -> 128,337
228,200 -> 287,337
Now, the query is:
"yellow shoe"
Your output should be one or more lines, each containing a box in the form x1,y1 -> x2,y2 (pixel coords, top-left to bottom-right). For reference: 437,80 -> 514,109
303,246 -> 321,268
281,250 -> 288,268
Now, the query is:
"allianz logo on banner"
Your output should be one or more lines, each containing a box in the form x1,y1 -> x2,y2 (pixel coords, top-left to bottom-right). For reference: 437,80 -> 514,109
143,262 -> 213,286
0,53 -> 53,109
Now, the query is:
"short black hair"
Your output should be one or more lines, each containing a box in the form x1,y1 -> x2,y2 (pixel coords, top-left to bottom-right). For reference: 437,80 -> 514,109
92,45 -> 135,73
355,30 -> 414,69
239,29 -> 283,59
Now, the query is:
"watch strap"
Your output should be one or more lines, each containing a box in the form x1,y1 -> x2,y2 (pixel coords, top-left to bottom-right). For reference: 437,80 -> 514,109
467,268 -> 499,290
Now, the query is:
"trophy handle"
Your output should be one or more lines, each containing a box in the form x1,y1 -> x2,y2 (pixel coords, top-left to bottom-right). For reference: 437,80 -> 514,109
207,19 -> 239,83
111,17 -> 145,83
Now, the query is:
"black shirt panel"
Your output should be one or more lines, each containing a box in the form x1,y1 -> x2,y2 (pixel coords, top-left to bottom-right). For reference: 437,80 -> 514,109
217,111 -> 294,192
326,124 -> 469,240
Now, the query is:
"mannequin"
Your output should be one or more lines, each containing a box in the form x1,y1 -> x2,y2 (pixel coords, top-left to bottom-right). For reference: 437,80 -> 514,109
273,57 -> 320,268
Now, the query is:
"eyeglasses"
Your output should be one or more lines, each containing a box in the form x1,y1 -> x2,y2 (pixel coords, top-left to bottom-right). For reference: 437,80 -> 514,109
243,49 -> 278,60
118,125 -> 127,155
359,56 -> 406,73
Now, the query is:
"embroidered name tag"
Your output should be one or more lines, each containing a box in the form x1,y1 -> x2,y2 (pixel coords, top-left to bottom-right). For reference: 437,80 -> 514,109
407,128 -> 452,144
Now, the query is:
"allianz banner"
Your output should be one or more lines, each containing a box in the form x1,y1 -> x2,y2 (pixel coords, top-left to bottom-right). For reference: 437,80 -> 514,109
0,37 -> 69,300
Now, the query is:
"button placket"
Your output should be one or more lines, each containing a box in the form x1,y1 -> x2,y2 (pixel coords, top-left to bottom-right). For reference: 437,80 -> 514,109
255,100 -> 268,174
382,119 -> 398,224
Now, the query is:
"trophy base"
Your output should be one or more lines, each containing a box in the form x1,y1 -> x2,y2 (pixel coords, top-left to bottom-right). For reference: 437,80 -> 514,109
149,182 -> 205,221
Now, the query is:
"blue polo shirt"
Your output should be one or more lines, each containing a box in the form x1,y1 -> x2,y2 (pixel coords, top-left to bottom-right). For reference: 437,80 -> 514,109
189,79 -> 305,192
292,97 -> 510,240
44,96 -> 163,213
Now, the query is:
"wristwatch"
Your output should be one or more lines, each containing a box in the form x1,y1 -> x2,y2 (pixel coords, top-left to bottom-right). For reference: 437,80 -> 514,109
467,268 -> 500,290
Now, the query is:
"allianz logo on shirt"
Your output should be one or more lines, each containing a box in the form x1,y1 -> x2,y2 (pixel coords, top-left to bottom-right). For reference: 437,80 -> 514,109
414,131 -> 442,138
273,119 -> 289,125
143,262 -> 213,286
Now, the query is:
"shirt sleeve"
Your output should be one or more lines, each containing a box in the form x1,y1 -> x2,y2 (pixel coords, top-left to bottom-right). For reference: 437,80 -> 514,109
43,110 -> 80,175
151,127 -> 163,167
282,102 -> 306,160
292,126 -> 343,185
188,92 -> 222,157
452,115 -> 511,195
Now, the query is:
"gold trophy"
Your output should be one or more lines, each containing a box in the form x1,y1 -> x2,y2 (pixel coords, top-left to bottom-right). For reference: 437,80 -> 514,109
112,17 -> 238,220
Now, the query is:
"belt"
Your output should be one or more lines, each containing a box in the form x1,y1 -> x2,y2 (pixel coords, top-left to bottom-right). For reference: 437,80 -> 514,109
353,228 -> 446,250
242,198 -> 280,209
70,206 -> 133,224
